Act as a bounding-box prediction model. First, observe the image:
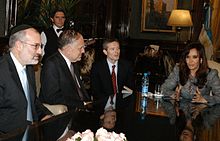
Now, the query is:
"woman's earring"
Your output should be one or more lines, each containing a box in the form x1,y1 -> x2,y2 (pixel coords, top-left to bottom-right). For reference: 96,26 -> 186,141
200,59 -> 202,64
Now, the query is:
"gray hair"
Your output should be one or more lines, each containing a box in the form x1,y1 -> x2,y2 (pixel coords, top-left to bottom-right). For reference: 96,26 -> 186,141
9,30 -> 27,49
58,29 -> 81,48
8,27 -> 38,49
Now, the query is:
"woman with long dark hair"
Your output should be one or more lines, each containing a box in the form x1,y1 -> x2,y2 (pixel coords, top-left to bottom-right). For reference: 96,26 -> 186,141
162,42 -> 220,105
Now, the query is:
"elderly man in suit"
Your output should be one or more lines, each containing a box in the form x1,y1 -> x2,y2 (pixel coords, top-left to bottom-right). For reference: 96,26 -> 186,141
39,29 -> 98,132
0,24 -> 52,135
39,29 -> 91,110
90,39 -> 135,135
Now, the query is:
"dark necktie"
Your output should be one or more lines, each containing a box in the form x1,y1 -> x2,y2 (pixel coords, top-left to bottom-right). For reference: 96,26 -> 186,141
70,64 -> 84,101
56,28 -> 63,33
111,65 -> 117,104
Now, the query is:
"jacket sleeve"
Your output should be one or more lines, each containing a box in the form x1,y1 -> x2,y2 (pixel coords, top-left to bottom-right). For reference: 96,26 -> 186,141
161,65 -> 179,96
203,69 -> 220,106
39,60 -> 66,105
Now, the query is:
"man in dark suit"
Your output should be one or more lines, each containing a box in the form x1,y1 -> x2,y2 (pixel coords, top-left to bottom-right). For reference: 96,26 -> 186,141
90,39 -> 135,135
39,29 -> 91,110
39,29 -> 98,132
41,9 -> 66,64
0,24 -> 52,135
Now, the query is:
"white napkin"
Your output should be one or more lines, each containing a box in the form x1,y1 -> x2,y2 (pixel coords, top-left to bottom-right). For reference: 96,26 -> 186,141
122,86 -> 133,98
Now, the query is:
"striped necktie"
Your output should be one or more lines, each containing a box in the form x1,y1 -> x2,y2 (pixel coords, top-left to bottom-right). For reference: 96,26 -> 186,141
70,64 -> 84,101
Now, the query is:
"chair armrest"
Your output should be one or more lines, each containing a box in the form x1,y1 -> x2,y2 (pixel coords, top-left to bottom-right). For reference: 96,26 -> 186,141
208,60 -> 220,78
57,130 -> 75,141
43,103 -> 68,115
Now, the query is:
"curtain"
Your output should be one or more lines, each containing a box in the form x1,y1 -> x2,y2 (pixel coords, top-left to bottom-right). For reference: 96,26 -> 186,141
211,0 -> 220,56
199,1 -> 213,60
191,0 -> 204,41
197,0 -> 220,60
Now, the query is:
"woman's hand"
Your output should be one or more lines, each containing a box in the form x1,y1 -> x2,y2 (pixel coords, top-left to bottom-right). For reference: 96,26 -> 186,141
191,87 -> 208,104
170,85 -> 181,101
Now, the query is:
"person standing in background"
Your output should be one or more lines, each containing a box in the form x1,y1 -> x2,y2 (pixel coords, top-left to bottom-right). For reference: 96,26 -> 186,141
41,9 -> 66,64
0,24 -> 52,135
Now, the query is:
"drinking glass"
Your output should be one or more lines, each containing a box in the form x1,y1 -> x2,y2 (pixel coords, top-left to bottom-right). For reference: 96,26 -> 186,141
154,84 -> 162,96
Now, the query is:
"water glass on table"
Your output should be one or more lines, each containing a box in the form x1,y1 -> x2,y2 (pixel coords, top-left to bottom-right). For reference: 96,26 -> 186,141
154,84 -> 163,97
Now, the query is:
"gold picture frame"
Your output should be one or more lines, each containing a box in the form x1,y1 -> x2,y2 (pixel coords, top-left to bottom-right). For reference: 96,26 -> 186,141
141,0 -> 178,32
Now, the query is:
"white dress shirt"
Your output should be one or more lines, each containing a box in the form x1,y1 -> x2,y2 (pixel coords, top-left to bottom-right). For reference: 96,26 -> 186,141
104,59 -> 118,110
41,25 -> 64,57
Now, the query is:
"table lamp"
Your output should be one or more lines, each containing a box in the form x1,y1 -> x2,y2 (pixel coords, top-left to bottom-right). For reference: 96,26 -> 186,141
167,10 -> 193,52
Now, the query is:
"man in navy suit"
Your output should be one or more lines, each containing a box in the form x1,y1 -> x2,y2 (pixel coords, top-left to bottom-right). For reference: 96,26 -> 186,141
0,24 -> 52,135
90,39 -> 135,135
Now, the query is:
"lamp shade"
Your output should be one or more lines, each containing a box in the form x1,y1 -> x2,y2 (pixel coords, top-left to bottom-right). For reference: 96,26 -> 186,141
167,10 -> 193,27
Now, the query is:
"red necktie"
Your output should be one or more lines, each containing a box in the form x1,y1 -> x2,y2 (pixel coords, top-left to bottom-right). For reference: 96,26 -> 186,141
112,65 -> 117,95
111,65 -> 117,105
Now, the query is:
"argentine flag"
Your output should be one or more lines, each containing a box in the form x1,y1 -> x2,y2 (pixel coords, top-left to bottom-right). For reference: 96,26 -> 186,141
199,2 -> 213,60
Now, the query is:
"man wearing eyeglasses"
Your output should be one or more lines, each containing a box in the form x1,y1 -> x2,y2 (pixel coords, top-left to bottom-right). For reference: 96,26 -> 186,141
39,29 -> 99,132
0,24 -> 52,135
41,9 -> 66,64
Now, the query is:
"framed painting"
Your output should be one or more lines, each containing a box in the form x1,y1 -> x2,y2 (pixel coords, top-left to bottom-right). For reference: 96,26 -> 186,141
141,0 -> 178,32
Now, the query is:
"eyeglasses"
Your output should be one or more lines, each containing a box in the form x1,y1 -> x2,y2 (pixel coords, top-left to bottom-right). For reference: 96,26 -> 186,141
20,40 -> 43,50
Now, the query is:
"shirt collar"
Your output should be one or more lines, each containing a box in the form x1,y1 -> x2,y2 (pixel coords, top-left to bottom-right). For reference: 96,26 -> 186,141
106,59 -> 118,73
106,58 -> 118,68
10,52 -> 26,72
53,25 -> 64,31
59,50 -> 72,69
53,25 -> 64,36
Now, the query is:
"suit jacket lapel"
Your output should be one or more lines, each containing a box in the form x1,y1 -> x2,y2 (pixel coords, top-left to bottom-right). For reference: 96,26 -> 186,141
26,66 -> 35,101
104,60 -> 113,83
7,54 -> 24,93
116,60 -> 127,103
103,60 -> 115,95
73,63 -> 90,100
57,53 -> 90,100
57,52 -> 75,85
26,65 -> 39,120
117,60 -> 123,92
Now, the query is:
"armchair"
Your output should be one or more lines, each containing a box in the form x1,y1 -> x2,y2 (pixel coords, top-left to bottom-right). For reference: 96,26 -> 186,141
43,103 -> 68,115
34,64 -> 68,115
